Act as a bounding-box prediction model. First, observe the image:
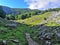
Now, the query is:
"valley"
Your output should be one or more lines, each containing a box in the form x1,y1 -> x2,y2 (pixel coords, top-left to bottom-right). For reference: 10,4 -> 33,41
0,6 -> 60,45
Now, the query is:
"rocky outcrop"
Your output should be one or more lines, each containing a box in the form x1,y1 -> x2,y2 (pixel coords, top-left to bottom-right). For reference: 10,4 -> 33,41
25,33 -> 39,45
37,24 -> 60,45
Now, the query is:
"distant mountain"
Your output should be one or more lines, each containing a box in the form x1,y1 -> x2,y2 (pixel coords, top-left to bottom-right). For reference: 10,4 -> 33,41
12,8 -> 31,14
0,6 -> 30,15
0,6 -> 17,15
12,8 -> 42,15
1,5 -> 60,16
0,5 -> 42,15
2,6 -> 13,14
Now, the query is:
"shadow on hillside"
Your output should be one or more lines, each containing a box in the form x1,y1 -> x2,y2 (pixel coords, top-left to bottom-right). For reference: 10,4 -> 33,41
30,24 -> 60,45
31,24 -> 60,31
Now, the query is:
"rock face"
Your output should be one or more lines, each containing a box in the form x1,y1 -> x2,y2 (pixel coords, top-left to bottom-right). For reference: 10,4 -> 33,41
42,33 -> 53,40
36,24 -> 60,45
48,11 -> 60,24
25,33 -> 39,45
38,33 -> 53,45
45,41 -> 52,45
54,31 -> 60,37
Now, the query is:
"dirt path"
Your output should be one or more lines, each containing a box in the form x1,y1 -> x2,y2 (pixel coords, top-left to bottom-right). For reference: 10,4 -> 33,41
25,33 -> 39,45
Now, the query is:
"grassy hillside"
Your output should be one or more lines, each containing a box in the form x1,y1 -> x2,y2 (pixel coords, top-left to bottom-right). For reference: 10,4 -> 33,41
17,11 -> 60,26
17,11 -> 60,45
17,12 -> 51,25
0,10 -> 60,45
0,18 -> 28,45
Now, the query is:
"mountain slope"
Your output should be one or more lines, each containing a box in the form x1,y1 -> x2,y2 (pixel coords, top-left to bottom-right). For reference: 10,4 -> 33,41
18,11 -> 60,26
17,12 -> 51,25
0,6 -> 16,15
17,11 -> 60,45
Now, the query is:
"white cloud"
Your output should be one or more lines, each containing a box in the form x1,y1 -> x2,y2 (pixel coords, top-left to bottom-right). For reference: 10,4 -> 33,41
24,0 -> 60,10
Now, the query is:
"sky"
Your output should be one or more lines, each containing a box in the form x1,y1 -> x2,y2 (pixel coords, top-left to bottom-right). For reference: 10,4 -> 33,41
0,0 -> 28,8
0,0 -> 60,10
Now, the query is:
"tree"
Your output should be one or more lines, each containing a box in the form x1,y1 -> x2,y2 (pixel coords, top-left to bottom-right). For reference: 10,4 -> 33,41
21,15 -> 27,19
0,6 -> 6,18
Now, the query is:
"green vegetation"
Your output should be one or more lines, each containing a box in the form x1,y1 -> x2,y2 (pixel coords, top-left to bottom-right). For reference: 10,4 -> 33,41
0,23 -> 28,45
18,12 -> 51,26
0,6 -> 6,18
16,11 -> 60,45
0,6 -> 60,45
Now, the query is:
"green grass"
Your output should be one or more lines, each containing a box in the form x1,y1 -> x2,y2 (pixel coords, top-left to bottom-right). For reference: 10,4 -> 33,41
16,12 -> 60,45
46,21 -> 60,26
0,24 -> 28,45
17,12 -> 60,27
0,12 -> 60,45
17,12 -> 51,26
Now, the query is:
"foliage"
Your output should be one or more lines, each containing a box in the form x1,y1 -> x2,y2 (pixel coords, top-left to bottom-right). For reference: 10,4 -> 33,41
0,22 -> 28,45
0,6 -> 60,45
18,12 -> 51,26
0,6 -> 6,18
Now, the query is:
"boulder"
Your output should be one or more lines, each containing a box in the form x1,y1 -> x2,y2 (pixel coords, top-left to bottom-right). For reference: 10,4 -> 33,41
54,31 -> 60,37
5,24 -> 17,28
1,40 -> 7,45
11,39 -> 19,43
38,33 -> 54,40
45,41 -> 52,45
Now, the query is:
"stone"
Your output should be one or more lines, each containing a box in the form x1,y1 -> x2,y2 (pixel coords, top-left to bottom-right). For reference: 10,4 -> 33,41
38,33 -> 54,41
11,39 -> 19,43
2,40 -> 7,45
54,31 -> 60,37
45,41 -> 52,45
5,24 -> 17,28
